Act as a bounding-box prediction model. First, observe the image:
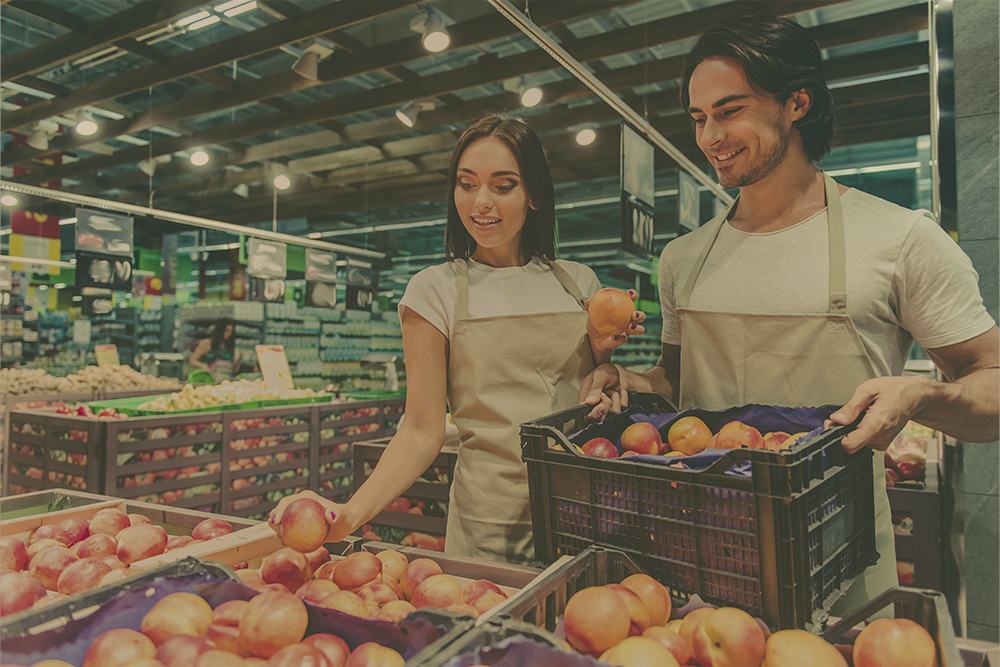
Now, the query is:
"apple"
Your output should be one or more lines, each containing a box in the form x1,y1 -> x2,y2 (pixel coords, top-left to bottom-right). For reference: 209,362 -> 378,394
667,417 -> 713,456
853,618 -> 936,667
191,518 -> 233,541
238,591 -> 309,658
762,629 -> 847,667
715,421 -> 765,450
620,422 -> 663,456
140,592 -> 213,645
564,586 -> 631,656
692,607 -> 766,667
582,437 -> 618,458
82,628 -> 157,667
588,288 -> 634,335
333,552 -> 381,591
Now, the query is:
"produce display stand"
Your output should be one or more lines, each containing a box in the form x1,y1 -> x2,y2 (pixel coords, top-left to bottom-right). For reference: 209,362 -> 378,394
521,393 -> 877,630
888,456 -> 945,591
352,437 -> 457,544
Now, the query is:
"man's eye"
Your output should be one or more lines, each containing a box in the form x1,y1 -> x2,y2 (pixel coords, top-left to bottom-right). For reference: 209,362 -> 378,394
722,107 -> 742,118
693,117 -> 706,127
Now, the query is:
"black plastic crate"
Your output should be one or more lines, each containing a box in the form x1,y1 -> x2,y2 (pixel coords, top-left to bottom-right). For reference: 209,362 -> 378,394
888,460 -> 944,591
521,393 -> 876,630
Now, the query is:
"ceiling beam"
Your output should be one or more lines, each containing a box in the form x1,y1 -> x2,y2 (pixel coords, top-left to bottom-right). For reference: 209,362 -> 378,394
1,0 -> 415,132
2,0 -> 204,83
7,1 -> 87,32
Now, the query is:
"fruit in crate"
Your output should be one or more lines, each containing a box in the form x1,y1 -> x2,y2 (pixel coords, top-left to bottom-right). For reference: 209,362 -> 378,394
29,546 -> 78,590
73,533 -> 118,559
191,518 -> 233,540
278,498 -> 329,552
239,591 -> 310,658
82,628 -> 157,667
346,642 -> 405,667
667,417 -> 713,456
588,288 -> 635,335
715,421 -> 765,450
322,590 -> 370,617
116,524 -> 168,564
0,571 -> 46,616
620,573 -> 671,626
90,509 -> 132,536
642,626 -> 692,665
852,618 -> 936,667
620,422 -> 664,456
141,592 -> 213,645
0,536 -> 29,572
297,579 -> 341,605
156,635 -> 212,667
304,634 -> 351,666
412,574 -> 463,609
600,636 -> 680,667
400,558 -> 443,599
334,552 -> 382,591
582,437 -> 619,458
261,548 -> 313,593
691,607 -> 766,667
55,518 -> 90,546
376,549 -> 408,581
56,557 -> 112,596
606,584 -> 652,635
269,643 -> 333,667
564,586 -> 631,656
762,629 -> 848,667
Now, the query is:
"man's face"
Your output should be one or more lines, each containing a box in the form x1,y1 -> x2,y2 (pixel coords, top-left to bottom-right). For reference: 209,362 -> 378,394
687,57 -> 794,189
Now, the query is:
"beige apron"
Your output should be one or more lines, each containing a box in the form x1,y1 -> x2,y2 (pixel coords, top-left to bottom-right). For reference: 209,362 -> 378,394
445,258 -> 595,564
675,174 -> 896,613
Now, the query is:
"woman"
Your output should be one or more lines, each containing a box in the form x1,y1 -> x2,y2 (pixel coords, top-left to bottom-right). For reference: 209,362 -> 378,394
272,114 -> 643,563
189,320 -> 239,382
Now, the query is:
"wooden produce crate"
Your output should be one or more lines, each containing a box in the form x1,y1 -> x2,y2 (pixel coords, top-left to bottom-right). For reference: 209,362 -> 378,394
5,412 -> 105,496
352,438 -> 456,548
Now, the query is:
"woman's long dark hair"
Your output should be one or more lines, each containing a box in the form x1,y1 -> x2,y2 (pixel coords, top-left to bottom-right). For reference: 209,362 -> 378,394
210,319 -> 235,356
445,113 -> 556,261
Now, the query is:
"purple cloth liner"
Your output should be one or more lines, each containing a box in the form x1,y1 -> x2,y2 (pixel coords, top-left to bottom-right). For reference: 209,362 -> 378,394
441,636 -> 612,667
2,569 -> 456,665
569,403 -> 838,476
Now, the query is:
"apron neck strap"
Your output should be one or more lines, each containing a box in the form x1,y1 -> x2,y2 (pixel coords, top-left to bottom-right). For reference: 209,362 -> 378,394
676,173 -> 848,314
542,257 -> 588,308
453,257 -> 588,322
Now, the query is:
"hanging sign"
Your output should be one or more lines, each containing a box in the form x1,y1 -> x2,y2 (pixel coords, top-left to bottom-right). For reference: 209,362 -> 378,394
678,171 -> 701,232
305,249 -> 337,308
620,123 -> 655,258
247,238 -> 287,303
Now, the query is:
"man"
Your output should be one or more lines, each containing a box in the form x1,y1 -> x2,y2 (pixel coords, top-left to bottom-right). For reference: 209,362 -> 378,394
582,15 -> 999,609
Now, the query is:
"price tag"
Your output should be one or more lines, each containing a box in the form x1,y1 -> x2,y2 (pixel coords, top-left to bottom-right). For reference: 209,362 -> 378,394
95,344 -> 120,367
255,344 -> 294,390
73,320 -> 92,345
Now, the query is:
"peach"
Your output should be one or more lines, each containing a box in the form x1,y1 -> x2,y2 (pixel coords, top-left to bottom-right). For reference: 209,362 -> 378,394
313,560 -> 338,581
666,619 -> 684,634
116,525 -> 168,564
89,510 -> 131,536
692,607 -> 766,667
57,557 -> 112,596
446,603 -> 480,618
473,591 -> 507,615
381,575 -> 404,599
297,579 -> 341,606
582,437 -> 618,458
72,533 -> 117,559
195,649 -> 243,667
128,513 -> 153,526
33,590 -> 68,609
303,634 -> 350,667
642,626 -> 692,665
400,558 -> 442,599
376,600 -> 416,622
25,661 -> 75,667
715,421 -> 765,450
620,422 -> 663,456
246,660 -> 269,667
762,432 -> 791,452
205,622 -> 242,654
320,590 -> 369,617
679,607 -> 715,645
239,591 -> 309,658
236,568 -> 265,589
125,660 -> 165,667
277,498 -> 328,553
29,547 -> 78,590
357,582 -> 397,606
458,579 -> 505,606
101,555 -> 127,570
260,548 -> 312,593
345,643 -> 404,667
364,601 -> 381,617
375,550 -> 408,582
412,574 -> 462,609
156,635 -> 212,667
667,417 -> 713,456
55,518 -> 90,546
29,523 -> 60,544
306,546 -> 332,572
0,536 -> 28,571
27,538 -> 64,560
166,535 -> 195,551
0,571 -> 45,616
588,287 -> 634,335
99,569 -> 129,586
269,644 -> 333,667
564,586 -> 631,656
259,583 -> 291,594
607,584 -> 652,635
620,574 -> 671,626
333,552 -> 381,591
600,636 -> 680,667
213,599 -> 250,626
82,628 -> 157,667
853,618 -> 936,667
191,518 -> 233,541
763,629 -> 847,667
141,592 -> 213,645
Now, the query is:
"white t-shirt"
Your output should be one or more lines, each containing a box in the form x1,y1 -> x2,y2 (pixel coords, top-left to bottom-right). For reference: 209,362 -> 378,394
658,188 -> 996,378
399,257 -> 602,339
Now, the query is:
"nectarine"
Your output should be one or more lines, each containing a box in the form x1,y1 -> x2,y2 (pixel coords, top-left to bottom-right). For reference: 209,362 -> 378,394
238,591 -> 309,658
564,586 -> 631,656
620,574 -> 671,626
82,628 -> 156,667
599,636 -> 680,667
141,592 -> 213,645
853,618 -> 936,667
620,422 -> 663,456
667,417 -> 713,456
715,421 -> 765,450
588,288 -> 635,335
762,629 -> 847,667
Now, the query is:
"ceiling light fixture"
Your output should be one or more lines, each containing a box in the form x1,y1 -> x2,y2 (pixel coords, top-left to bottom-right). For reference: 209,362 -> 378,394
233,183 -> 250,198
394,100 -> 434,128
575,127 -> 597,146
138,159 -> 157,176
503,77 -> 543,108
411,8 -> 450,53
189,149 -> 210,166
26,120 -> 59,151
0,193 -> 18,207
292,38 -> 335,80
74,110 -> 99,136
189,14 -> 222,30
273,173 -> 291,191
223,1 -> 257,17
176,10 -> 210,27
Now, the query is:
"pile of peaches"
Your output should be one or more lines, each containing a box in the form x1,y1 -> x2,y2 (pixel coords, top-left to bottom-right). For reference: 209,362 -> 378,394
580,416 -> 810,460
561,574 -> 938,667
1,510 -> 233,618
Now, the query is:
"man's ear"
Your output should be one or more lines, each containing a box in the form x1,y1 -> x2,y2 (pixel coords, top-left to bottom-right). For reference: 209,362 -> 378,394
787,88 -> 812,122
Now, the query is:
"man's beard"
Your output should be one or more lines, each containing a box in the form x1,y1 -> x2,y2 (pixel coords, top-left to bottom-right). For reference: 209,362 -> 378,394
718,119 -> 791,189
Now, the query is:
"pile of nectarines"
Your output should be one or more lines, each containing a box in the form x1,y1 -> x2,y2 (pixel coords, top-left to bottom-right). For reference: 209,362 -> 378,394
581,417 -> 810,460
0,513 -> 234,617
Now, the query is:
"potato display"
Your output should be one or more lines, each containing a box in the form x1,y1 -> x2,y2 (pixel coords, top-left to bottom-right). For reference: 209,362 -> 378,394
0,366 -> 178,396
139,380 -> 321,412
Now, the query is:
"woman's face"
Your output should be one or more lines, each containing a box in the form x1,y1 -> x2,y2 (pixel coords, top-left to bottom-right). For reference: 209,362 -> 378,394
453,136 -> 532,256
223,324 -> 234,340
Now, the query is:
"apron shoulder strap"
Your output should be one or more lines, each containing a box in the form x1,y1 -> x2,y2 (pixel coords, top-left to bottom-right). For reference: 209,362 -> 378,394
453,260 -> 471,321
824,174 -> 848,314
677,211 -> 731,309
543,257 -> 587,308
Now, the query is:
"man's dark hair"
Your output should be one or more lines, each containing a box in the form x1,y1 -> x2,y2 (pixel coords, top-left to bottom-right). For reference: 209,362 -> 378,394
680,14 -> 835,161
445,113 -> 556,261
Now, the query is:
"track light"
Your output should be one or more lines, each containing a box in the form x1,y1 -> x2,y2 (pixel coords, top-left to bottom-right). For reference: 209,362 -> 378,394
273,174 -> 291,191
411,8 -> 450,53
0,193 -> 19,207
394,101 -> 434,128
575,127 -> 597,146
504,77 -> 543,108
27,120 -> 59,151
233,183 -> 250,198
292,38 -> 335,80
190,149 -> 210,166
74,110 -> 98,136
138,159 -> 156,176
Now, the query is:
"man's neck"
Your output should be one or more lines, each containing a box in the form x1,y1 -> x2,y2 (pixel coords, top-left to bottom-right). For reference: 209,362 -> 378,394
729,157 -> 825,233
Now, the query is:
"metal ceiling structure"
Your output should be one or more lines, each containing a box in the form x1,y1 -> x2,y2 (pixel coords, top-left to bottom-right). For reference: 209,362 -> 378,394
1,0 -> 932,289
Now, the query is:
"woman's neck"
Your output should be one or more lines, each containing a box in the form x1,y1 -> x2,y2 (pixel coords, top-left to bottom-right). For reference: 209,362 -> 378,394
471,244 -> 526,268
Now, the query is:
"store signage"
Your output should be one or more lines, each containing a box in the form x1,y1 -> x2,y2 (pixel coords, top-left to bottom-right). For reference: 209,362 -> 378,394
74,209 -> 134,290
345,285 -> 373,312
256,344 -> 294,390
73,320 -> 92,346
75,251 -> 133,291
95,344 -> 120,367
305,249 -> 337,308
247,239 -> 287,303
81,290 -> 114,316
620,123 -> 655,258
678,171 -> 701,232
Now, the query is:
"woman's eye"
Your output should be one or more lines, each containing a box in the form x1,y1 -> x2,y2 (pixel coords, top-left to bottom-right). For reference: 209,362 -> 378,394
458,182 -> 476,191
